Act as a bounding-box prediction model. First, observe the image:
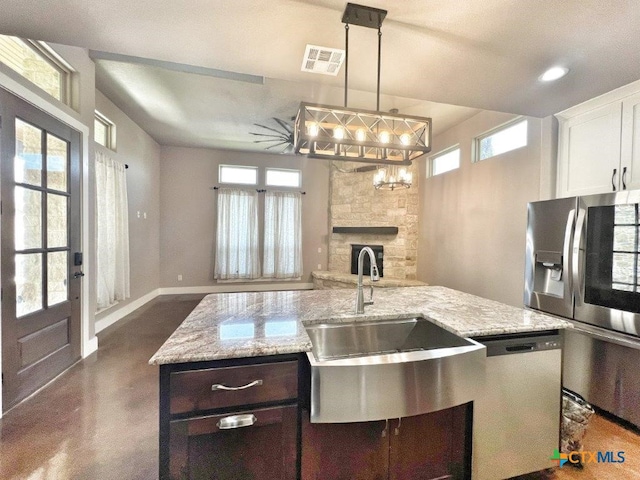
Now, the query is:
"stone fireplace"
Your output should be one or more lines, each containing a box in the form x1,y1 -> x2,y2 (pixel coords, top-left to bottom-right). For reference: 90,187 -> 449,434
327,161 -> 419,280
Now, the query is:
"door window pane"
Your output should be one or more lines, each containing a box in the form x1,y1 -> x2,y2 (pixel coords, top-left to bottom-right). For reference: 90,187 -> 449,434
16,253 -> 43,317
47,133 -> 68,192
47,193 -> 68,248
15,186 -> 42,250
15,119 -> 42,186
47,251 -> 68,306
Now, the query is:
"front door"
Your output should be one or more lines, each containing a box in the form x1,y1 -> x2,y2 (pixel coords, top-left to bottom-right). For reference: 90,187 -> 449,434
0,87 -> 82,411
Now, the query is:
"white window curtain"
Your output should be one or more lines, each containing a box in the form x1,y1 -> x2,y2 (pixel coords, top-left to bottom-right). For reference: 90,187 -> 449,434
95,151 -> 130,310
214,188 -> 260,280
263,191 -> 302,279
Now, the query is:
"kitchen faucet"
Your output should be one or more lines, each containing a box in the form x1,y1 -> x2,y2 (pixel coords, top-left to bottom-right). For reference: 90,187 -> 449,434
355,246 -> 380,314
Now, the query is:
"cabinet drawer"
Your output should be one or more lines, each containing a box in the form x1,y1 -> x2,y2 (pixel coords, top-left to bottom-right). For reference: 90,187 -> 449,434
169,405 -> 298,480
170,361 -> 298,414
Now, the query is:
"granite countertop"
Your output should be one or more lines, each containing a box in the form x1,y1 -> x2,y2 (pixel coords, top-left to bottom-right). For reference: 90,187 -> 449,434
312,270 -> 427,287
149,286 -> 571,365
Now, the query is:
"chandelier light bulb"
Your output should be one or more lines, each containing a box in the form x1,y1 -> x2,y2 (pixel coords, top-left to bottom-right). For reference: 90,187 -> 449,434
308,123 -> 319,137
400,133 -> 411,145
379,131 -> 390,143
356,129 -> 367,142
333,126 -> 345,140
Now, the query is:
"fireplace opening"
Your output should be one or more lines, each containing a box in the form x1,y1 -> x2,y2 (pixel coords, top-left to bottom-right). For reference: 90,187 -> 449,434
351,244 -> 384,277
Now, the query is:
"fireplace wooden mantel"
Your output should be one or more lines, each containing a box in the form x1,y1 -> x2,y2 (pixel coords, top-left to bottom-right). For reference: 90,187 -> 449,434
332,226 -> 399,235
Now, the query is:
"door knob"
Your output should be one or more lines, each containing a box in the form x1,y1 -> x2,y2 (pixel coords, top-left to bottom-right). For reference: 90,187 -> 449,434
73,271 -> 85,279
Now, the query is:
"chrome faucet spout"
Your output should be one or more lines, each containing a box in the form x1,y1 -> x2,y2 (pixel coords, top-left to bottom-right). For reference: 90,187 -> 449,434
355,246 -> 380,314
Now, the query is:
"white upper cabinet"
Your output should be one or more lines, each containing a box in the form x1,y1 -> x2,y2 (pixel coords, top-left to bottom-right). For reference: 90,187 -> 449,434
620,92 -> 640,191
556,80 -> 640,198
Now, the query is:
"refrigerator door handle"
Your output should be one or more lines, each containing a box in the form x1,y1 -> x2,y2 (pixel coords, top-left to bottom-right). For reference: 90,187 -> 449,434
572,208 -> 586,303
562,209 -> 576,302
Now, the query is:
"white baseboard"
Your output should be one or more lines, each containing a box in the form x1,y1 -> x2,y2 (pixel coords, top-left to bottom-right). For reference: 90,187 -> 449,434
158,283 -> 314,295
95,288 -> 161,334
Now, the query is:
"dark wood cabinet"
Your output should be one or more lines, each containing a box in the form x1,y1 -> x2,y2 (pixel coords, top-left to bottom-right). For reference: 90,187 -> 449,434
301,415 -> 389,480
169,404 -> 297,480
159,355 -> 301,480
301,403 -> 470,480
160,353 -> 470,480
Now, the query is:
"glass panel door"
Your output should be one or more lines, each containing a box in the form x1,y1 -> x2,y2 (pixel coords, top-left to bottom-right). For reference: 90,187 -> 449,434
1,87 -> 81,411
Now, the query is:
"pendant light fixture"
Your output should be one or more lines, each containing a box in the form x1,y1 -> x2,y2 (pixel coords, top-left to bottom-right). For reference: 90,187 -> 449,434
293,3 -> 432,166
373,164 -> 412,190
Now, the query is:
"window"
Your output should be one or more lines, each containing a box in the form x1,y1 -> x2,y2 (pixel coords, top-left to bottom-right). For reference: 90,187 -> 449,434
214,188 -> 260,280
214,165 -> 303,280
94,111 -> 116,149
0,35 -> 70,103
266,168 -> 301,188
263,191 -> 302,278
476,119 -> 528,162
219,165 -> 258,185
428,147 -> 460,177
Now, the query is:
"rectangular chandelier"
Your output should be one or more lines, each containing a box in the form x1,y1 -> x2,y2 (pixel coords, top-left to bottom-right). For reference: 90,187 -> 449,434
294,102 -> 432,165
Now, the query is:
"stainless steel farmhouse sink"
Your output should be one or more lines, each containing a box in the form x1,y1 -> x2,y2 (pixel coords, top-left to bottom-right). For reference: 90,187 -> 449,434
304,317 -> 486,423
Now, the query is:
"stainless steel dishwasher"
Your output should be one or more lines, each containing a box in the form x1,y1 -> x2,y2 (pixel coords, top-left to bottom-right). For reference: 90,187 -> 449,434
472,331 -> 562,480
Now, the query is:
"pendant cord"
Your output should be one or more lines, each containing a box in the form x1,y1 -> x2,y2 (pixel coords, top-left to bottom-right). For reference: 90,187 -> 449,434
377,25 -> 382,111
344,23 -> 349,108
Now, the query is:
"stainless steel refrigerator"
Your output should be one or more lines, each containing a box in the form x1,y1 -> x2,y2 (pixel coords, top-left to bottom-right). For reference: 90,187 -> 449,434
524,190 -> 640,427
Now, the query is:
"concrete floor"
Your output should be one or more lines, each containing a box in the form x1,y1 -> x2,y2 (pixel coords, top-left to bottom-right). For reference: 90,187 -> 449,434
1,293 -> 638,479
0,294 -> 205,479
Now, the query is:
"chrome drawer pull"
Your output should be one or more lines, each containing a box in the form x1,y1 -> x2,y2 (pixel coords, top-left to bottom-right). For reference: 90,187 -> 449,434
211,379 -> 263,391
217,414 -> 257,430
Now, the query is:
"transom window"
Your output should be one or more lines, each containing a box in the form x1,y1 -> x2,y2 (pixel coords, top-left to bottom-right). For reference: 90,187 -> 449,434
94,111 -> 116,149
0,35 -> 70,103
219,165 -> 258,185
475,119 -> 528,162
428,147 -> 460,177
265,168 -> 301,188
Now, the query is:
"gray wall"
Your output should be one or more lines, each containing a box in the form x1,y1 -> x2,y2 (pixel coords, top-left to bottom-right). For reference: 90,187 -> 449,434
94,90 -> 161,324
417,111 -> 543,307
159,147 -> 330,288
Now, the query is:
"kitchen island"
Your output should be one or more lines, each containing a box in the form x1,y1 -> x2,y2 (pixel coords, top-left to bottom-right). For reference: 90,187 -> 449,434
150,286 -> 570,479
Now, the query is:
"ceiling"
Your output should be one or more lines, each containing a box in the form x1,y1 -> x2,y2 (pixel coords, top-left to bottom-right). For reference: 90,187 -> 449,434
2,0 -> 640,153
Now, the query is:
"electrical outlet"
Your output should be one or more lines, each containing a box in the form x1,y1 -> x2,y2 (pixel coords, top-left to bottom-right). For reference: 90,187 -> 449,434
317,264 -> 322,270
317,247 -> 322,253
178,274 -> 183,281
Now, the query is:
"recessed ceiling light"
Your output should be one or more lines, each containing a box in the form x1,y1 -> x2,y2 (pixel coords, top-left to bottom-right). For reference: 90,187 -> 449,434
539,66 -> 569,82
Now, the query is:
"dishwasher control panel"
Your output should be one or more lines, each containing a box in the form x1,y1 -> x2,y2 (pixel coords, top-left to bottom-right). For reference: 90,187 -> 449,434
474,331 -> 562,357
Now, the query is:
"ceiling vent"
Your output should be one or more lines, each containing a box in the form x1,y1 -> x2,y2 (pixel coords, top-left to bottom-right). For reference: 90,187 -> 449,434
301,44 -> 345,76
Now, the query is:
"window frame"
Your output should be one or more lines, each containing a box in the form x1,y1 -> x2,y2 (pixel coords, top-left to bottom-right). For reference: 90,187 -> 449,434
215,164 -> 304,282
427,145 -> 461,177
0,35 -> 72,104
218,164 -> 259,186
265,167 -> 302,188
474,117 -> 528,163
94,111 -> 116,150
